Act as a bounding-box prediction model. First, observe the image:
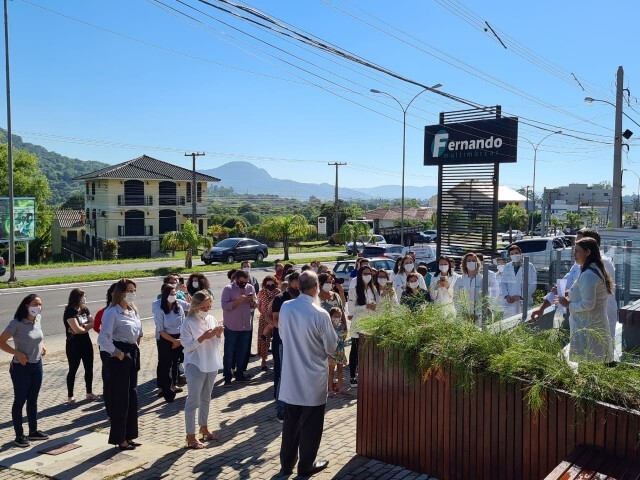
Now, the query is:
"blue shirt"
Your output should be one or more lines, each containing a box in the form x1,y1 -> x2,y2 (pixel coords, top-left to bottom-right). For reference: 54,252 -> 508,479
97,304 -> 143,354
154,303 -> 185,339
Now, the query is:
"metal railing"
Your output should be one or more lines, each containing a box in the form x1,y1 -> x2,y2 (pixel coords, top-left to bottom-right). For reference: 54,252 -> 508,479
117,225 -> 153,236
117,195 -> 153,206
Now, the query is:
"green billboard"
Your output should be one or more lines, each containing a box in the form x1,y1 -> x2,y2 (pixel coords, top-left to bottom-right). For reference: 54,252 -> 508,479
0,197 -> 36,242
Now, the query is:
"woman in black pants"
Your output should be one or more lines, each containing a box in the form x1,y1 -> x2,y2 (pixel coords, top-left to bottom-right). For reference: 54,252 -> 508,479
154,284 -> 185,403
64,288 -> 99,404
97,279 -> 143,451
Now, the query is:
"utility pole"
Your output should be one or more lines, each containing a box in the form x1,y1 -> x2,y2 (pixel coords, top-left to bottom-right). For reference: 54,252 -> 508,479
612,66 -> 624,228
4,0 -> 15,282
329,162 -> 347,235
185,152 -> 205,236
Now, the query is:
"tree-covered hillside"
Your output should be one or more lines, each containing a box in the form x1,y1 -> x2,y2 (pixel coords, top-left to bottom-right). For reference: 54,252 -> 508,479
0,129 -> 108,206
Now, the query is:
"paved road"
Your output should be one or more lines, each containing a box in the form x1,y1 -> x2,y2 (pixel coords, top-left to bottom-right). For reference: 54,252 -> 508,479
1,250 -> 347,282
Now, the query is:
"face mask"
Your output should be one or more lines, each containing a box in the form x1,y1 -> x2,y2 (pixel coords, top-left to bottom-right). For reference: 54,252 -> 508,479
242,267 -> 250,273
169,283 -> 177,289
404,263 -> 414,272
196,310 -> 208,320
362,275 -> 372,284
497,264 -> 505,273
439,265 -> 449,273
409,281 -> 420,289
192,281 -> 199,289
167,295 -> 177,304
466,262 -> 477,272
81,296 -> 87,305
312,266 -> 318,273
289,287 -> 299,296
510,254 -> 522,263
332,316 -> 341,325
322,283 -> 333,292
28,306 -> 42,317
125,292 -> 137,303
237,282 -> 247,289
378,278 -> 388,287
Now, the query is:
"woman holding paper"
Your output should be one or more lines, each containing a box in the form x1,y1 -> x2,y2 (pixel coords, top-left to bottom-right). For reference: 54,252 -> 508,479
556,237 -> 613,363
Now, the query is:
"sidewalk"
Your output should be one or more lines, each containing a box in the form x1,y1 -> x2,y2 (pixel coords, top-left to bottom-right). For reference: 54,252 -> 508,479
0,334 -> 433,479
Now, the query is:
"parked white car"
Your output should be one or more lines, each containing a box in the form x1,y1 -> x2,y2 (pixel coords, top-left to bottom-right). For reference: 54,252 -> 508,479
502,230 -> 524,242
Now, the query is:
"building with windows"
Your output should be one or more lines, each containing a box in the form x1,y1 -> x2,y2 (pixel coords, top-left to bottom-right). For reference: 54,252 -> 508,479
73,155 -> 220,258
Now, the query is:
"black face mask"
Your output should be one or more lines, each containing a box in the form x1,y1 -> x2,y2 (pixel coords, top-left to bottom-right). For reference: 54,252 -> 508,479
237,282 -> 247,289
289,287 -> 299,296
266,284 -> 276,291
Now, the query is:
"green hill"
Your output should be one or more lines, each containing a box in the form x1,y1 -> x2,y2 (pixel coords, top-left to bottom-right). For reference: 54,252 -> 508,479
0,128 -> 108,206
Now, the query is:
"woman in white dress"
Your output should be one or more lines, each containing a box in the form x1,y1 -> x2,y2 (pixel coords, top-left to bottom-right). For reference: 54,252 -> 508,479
429,255 -> 459,319
557,237 -> 613,363
454,253 -> 484,322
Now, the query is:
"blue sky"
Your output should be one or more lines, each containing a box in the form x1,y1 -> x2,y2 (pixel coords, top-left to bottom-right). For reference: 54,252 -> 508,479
2,0 -> 640,196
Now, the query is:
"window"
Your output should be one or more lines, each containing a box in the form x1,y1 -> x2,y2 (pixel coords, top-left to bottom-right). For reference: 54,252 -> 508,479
91,182 -> 96,195
197,182 -> 202,202
85,183 -> 89,194
186,182 -> 192,203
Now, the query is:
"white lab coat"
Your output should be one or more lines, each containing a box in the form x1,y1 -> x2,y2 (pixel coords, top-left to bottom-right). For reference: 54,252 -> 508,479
499,261 -> 537,318
567,266 -> 613,363
602,255 -> 618,339
393,271 -> 427,300
429,273 -> 458,319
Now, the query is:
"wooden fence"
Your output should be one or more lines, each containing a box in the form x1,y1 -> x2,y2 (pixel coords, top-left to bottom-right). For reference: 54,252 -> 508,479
356,338 -> 640,480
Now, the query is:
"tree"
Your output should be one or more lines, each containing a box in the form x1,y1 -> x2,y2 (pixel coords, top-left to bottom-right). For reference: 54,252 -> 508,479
339,221 -> 370,256
498,205 -> 527,242
161,220 -> 212,268
208,224 -> 230,241
582,208 -> 599,227
564,212 -> 583,231
59,193 -> 84,210
259,215 -> 313,260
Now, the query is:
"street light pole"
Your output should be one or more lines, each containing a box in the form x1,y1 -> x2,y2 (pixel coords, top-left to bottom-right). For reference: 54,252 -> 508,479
522,131 -> 562,235
370,84 -> 442,246
4,0 -> 16,282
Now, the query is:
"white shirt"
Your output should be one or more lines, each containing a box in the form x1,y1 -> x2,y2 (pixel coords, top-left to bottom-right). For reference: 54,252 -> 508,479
278,294 -> 339,406
347,284 -> 379,338
180,314 -> 223,373
499,261 -> 537,317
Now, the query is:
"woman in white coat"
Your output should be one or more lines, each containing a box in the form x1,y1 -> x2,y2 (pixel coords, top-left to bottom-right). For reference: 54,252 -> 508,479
429,256 -> 458,318
454,253 -> 485,322
393,256 -> 427,299
557,237 -> 614,363
499,245 -> 537,319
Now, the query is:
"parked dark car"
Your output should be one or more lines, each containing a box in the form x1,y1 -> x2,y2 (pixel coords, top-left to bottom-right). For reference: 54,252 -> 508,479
362,244 -> 404,260
201,237 -> 268,264
414,230 -> 438,243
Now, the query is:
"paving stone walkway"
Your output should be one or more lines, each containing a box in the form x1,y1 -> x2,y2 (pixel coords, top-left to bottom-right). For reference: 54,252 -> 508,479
0,334 -> 436,479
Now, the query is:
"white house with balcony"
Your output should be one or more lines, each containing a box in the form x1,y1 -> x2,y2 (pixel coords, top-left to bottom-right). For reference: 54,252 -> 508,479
73,154 -> 220,258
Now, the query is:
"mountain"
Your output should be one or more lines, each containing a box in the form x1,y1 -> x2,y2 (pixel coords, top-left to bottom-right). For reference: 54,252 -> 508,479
0,129 -> 109,205
202,161 -> 436,201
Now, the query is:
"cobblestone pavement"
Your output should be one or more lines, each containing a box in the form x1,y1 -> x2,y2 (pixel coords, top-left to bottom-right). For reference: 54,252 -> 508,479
0,334 -> 435,480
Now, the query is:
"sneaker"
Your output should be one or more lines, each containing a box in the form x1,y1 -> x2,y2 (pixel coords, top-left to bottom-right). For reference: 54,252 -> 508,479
223,380 -> 232,388
349,378 -> 358,388
14,435 -> 29,448
276,411 -> 285,423
27,430 -> 49,441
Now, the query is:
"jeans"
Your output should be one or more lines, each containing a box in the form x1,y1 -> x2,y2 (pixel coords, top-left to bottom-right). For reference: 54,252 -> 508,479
10,360 -> 43,437
223,328 -> 251,381
184,363 -> 216,435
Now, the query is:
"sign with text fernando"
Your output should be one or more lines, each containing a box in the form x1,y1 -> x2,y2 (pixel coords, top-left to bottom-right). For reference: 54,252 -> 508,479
424,117 -> 518,165
0,197 -> 36,242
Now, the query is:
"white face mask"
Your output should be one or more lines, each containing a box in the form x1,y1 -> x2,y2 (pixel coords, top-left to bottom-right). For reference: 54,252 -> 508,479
125,292 -> 137,303
192,281 -> 199,289
332,316 -> 341,326
404,263 -> 414,272
322,283 -> 333,292
466,262 -> 477,272
497,264 -> 505,273
196,310 -> 208,320
312,266 -> 318,273
242,267 -> 250,273
28,306 -> 42,317
439,265 -> 449,273
81,296 -> 87,305
408,281 -> 420,289
167,295 -> 177,304
378,278 -> 388,287
510,254 -> 522,263
362,275 -> 372,284
169,282 -> 177,289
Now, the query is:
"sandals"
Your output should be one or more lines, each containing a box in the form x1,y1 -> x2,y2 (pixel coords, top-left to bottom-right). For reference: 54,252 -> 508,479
199,429 -> 220,442
86,393 -> 101,401
67,397 -> 76,405
185,440 -> 205,450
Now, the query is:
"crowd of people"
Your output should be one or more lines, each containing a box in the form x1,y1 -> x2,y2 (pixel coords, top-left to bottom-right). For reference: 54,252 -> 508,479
0,227 -> 619,474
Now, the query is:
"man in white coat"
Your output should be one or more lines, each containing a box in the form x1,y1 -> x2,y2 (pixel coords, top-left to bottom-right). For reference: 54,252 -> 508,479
499,245 -> 537,318
278,270 -> 338,477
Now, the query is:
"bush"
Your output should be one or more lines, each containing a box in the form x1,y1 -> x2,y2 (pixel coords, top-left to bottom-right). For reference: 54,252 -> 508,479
102,239 -> 118,260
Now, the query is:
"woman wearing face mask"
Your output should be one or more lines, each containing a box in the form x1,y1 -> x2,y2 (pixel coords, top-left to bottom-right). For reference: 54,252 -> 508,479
454,253 -> 485,322
347,266 -> 379,388
374,269 -> 398,306
63,288 -> 99,405
97,278 -> 143,451
154,284 -> 185,403
429,255 -> 458,318
318,274 -> 348,392
180,291 -> 224,449
401,273 -> 428,310
499,245 -> 537,319
256,275 -> 280,370
556,237 -> 614,363
187,273 -> 213,298
0,294 -> 49,448
393,256 -> 428,299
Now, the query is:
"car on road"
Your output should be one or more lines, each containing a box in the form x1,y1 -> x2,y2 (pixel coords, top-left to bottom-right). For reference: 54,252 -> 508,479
332,257 -> 395,285
414,230 -> 438,243
501,230 -> 524,242
361,243 -> 404,260
345,234 -> 387,255
201,237 -> 268,264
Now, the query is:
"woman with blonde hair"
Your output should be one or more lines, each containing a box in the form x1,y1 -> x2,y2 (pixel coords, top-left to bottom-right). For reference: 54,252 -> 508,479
180,291 -> 224,449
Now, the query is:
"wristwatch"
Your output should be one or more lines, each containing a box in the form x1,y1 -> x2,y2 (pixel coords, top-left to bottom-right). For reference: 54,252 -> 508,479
117,351 -> 125,361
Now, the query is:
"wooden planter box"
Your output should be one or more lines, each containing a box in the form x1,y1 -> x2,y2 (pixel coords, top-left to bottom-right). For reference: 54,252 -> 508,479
356,338 -> 640,480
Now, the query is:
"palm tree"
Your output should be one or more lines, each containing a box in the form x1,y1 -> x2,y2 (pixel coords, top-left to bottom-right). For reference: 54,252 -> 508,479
339,221 -> 371,256
564,212 -> 583,232
582,208 -> 599,227
498,205 -> 527,242
161,220 -> 212,268
259,215 -> 314,260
